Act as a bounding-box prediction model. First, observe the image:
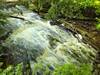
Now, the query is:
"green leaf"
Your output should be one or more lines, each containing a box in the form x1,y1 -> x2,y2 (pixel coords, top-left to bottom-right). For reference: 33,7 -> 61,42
96,23 -> 100,30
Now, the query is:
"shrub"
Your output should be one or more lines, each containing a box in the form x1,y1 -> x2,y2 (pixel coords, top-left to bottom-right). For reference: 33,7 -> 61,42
53,63 -> 92,75
0,63 -> 92,75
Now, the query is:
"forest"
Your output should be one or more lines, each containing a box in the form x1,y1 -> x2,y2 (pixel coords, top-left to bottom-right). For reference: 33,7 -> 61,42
0,0 -> 100,75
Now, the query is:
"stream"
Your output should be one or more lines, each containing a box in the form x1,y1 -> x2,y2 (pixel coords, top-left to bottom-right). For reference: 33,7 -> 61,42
0,6 -> 97,74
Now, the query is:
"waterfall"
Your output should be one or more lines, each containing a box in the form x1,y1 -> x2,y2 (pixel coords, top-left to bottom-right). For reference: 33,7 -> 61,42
0,6 -> 96,75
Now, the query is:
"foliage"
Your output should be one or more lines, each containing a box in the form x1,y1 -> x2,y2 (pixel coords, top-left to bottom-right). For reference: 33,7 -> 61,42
96,23 -> 100,30
0,6 -> 10,38
94,0 -> 100,16
29,0 -> 100,20
44,0 -> 86,19
32,63 -> 53,75
17,0 -> 31,8
0,63 -> 22,75
0,0 -> 9,24
0,0 -> 6,9
0,0 -> 99,75
0,63 -> 51,75
31,0 -> 51,14
53,63 -> 92,75
31,0 -> 100,30
0,63 -> 92,75
45,5 -> 58,19
0,11 -> 9,25
33,0 -> 44,13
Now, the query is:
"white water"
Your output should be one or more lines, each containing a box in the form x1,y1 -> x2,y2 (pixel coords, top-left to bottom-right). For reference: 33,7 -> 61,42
2,7 -> 96,68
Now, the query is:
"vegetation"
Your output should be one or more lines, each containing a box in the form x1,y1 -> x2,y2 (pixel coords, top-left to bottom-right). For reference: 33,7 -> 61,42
0,63 -> 92,75
29,0 -> 100,19
96,23 -> 100,30
53,63 -> 92,75
0,0 -> 100,75
1,0 -> 100,21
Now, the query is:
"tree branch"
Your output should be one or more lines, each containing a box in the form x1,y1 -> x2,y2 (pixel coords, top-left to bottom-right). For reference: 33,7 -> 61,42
9,15 -> 25,20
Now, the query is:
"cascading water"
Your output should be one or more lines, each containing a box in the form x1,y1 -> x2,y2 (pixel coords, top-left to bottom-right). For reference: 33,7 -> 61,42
0,6 -> 96,75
